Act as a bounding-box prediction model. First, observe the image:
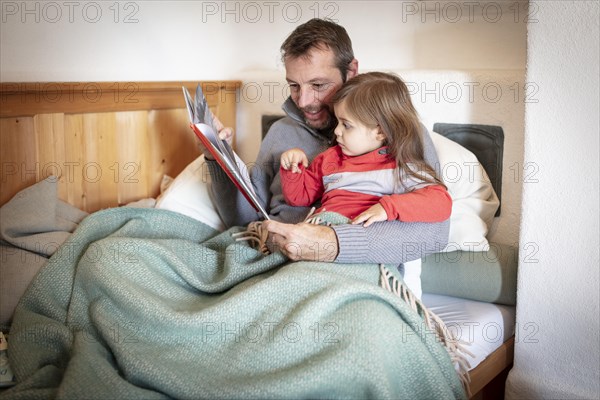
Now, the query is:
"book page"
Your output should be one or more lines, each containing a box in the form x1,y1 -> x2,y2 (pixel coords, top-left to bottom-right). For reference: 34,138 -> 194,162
184,86 -> 269,220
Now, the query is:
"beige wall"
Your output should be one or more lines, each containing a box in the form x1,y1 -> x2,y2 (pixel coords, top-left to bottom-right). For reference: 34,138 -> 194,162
1,1 -> 526,80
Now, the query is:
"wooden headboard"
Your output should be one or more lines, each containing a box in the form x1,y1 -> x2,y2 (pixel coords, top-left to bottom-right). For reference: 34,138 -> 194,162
0,81 -> 241,212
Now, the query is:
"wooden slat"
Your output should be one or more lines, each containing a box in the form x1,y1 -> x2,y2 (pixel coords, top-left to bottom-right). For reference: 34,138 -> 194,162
81,113 -> 119,211
34,113 -> 67,200
0,117 -> 37,205
115,111 -> 150,205
63,114 -> 86,210
0,81 -> 240,117
147,108 -> 201,195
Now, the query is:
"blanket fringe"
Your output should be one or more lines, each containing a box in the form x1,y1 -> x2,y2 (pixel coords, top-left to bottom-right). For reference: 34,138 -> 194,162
232,207 -> 330,255
302,207 -> 332,227
231,221 -> 271,254
379,264 -> 474,397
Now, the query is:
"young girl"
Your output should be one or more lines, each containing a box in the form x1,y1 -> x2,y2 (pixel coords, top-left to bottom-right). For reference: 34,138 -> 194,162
280,71 -> 451,227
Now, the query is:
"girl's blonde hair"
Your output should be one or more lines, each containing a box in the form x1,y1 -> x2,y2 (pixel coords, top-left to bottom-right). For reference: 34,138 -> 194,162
331,72 -> 444,189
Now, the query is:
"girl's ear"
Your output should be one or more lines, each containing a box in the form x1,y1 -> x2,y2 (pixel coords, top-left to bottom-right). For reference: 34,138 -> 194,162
375,127 -> 386,142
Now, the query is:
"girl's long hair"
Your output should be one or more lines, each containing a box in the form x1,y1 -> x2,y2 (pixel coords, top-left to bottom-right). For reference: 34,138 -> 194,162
331,72 -> 445,189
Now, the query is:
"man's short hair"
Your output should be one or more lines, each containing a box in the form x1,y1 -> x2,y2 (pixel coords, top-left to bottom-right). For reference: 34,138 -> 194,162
280,18 -> 355,81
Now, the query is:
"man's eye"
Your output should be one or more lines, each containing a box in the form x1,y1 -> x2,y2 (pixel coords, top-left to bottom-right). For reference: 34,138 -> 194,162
313,83 -> 329,91
289,84 -> 299,91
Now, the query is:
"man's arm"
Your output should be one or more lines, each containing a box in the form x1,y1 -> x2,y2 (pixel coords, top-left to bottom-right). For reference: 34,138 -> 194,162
206,159 -> 262,227
264,219 -> 449,264
332,219 -> 450,263
200,117 -> 265,227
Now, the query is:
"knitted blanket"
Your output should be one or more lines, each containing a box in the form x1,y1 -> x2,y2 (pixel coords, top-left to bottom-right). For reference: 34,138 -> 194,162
4,207 -> 465,399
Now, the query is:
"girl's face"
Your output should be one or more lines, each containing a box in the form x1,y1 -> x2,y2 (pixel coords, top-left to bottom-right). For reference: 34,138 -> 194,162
333,101 -> 385,156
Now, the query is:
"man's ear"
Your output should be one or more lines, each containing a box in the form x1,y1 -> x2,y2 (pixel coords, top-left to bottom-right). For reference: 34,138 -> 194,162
346,59 -> 359,80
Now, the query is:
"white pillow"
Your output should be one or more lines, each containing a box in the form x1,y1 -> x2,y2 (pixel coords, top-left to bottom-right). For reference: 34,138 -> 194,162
430,131 -> 499,252
402,258 -> 422,299
155,155 -> 225,231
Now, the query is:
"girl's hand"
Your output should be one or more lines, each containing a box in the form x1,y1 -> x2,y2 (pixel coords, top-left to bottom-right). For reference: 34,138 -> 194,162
280,148 -> 309,173
352,204 -> 388,227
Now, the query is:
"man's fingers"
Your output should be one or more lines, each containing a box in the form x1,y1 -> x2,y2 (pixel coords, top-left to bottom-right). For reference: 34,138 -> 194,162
263,220 -> 289,237
196,141 -> 215,161
218,127 -> 234,146
212,113 -> 234,145
265,228 -> 299,260
212,114 -> 225,131
262,221 -> 338,262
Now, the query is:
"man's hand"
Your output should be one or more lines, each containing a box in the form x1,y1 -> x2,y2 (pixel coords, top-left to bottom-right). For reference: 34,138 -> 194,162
351,203 -> 388,227
263,220 -> 339,262
198,114 -> 234,161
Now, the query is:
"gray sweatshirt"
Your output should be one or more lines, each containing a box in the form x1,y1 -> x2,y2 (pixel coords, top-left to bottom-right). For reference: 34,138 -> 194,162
207,98 -> 449,264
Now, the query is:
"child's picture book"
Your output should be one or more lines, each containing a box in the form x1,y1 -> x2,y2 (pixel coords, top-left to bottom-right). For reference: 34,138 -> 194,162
182,84 -> 270,220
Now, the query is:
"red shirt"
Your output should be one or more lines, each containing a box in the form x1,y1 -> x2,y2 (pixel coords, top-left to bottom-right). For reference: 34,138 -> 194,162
280,146 -> 451,222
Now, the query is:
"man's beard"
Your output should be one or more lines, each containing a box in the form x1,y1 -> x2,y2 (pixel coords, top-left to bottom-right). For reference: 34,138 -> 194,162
303,106 -> 337,133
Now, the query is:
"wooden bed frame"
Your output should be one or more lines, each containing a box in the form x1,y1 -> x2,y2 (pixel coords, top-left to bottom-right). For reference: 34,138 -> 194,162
469,337 -> 514,399
0,81 -> 514,398
0,81 -> 241,211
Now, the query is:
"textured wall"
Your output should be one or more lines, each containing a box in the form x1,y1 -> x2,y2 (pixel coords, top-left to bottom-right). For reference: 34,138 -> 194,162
506,1 -> 600,398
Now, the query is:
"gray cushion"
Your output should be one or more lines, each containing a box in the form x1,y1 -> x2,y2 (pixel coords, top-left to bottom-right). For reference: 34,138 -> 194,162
421,243 -> 518,305
433,122 -> 504,216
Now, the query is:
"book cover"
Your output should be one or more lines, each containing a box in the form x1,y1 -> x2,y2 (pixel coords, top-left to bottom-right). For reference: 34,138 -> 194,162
182,84 -> 270,220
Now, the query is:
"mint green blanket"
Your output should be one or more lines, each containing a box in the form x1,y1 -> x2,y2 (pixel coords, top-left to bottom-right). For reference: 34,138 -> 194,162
4,208 -> 465,399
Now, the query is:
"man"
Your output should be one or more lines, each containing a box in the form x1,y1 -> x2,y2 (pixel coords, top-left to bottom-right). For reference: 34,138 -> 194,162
203,18 -> 449,263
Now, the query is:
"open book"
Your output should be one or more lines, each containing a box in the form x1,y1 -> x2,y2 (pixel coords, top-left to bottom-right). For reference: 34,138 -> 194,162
182,84 -> 270,220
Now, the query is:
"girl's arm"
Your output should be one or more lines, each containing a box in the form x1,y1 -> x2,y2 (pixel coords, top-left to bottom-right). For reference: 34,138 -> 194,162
280,153 -> 325,207
380,185 -> 452,222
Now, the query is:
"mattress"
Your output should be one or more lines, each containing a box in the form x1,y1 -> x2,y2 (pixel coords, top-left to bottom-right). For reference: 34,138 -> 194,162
421,293 -> 516,371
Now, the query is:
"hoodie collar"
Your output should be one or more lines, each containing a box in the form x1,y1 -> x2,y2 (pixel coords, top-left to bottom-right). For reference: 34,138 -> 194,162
282,97 -> 336,145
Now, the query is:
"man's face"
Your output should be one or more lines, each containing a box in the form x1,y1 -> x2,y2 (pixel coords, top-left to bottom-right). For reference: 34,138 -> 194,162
285,48 -> 345,131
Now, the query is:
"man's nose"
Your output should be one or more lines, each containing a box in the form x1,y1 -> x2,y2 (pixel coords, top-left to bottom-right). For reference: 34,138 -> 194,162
296,87 -> 316,108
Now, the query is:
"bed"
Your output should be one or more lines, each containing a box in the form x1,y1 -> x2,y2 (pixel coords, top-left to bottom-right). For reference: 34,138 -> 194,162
0,81 -> 517,399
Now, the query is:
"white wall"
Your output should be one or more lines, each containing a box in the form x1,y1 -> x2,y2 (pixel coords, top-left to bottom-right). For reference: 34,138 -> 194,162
1,1 -> 527,244
1,1 -> 527,80
505,1 -> 600,399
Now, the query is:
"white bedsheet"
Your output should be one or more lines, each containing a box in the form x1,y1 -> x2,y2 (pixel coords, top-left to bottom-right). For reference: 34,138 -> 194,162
422,293 -> 516,371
